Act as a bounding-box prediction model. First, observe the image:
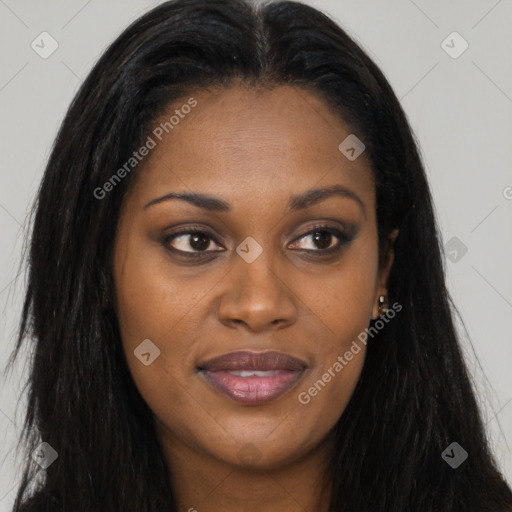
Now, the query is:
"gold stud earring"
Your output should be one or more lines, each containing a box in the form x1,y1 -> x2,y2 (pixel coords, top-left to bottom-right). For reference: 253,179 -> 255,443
377,295 -> 388,315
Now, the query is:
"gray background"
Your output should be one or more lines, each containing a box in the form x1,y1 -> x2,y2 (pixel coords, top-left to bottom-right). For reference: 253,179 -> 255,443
1,0 -> 511,508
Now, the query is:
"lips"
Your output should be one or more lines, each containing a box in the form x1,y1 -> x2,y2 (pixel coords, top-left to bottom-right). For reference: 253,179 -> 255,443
198,350 -> 306,372
197,350 -> 307,405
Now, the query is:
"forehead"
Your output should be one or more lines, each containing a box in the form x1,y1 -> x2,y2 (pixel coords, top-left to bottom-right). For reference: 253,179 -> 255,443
128,85 -> 374,210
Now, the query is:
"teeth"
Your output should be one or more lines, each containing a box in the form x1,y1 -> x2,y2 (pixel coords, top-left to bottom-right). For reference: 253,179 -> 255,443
227,370 -> 281,377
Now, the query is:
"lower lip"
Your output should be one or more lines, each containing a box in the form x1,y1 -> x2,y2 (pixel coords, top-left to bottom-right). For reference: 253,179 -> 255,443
199,369 -> 305,405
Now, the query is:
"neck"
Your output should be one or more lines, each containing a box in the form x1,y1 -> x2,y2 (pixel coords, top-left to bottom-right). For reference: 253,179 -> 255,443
157,423 -> 334,512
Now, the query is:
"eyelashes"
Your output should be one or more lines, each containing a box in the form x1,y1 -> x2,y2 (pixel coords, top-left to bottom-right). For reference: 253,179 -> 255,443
161,228 -> 223,258
160,224 -> 356,260
287,226 -> 354,253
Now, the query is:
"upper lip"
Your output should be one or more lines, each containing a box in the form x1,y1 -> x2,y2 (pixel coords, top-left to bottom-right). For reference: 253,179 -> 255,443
197,350 -> 307,372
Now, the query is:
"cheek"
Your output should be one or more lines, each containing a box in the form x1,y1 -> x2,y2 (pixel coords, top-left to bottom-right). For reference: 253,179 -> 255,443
114,253 -> 204,448
112,235 -> 206,412
291,298 -> 369,448
291,234 -> 378,419
291,233 -> 379,345
113,231 -> 212,349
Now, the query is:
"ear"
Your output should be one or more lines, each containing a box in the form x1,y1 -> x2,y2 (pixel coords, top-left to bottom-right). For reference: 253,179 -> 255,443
371,228 -> 399,320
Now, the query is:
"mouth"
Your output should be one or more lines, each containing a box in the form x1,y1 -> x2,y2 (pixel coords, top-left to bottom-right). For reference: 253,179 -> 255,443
197,350 -> 307,405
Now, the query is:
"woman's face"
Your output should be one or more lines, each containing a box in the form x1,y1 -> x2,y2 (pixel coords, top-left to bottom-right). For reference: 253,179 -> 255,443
113,85 -> 395,472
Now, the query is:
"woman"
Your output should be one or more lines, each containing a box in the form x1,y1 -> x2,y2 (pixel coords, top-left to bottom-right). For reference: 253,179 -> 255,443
7,0 -> 512,510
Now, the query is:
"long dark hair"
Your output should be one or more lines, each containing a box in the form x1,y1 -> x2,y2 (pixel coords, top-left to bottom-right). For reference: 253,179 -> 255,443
6,0 -> 512,510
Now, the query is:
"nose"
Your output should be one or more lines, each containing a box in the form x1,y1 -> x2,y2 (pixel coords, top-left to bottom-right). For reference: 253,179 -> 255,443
217,248 -> 298,332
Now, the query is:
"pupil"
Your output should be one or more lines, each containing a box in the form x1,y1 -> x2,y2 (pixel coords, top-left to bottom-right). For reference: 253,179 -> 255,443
190,233 -> 209,251
313,230 -> 331,249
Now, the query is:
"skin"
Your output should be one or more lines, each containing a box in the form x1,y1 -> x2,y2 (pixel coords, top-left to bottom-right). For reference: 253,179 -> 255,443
113,84 -> 397,512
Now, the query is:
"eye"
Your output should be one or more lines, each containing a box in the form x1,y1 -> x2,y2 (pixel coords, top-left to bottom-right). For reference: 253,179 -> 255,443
160,223 -> 355,259
161,228 -> 224,256
288,225 -> 353,252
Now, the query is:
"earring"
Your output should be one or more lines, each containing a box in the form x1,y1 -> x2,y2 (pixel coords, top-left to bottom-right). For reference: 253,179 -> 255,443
377,295 -> 388,315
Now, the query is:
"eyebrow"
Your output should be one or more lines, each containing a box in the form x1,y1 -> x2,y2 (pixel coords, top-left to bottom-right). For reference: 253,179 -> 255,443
144,184 -> 366,217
